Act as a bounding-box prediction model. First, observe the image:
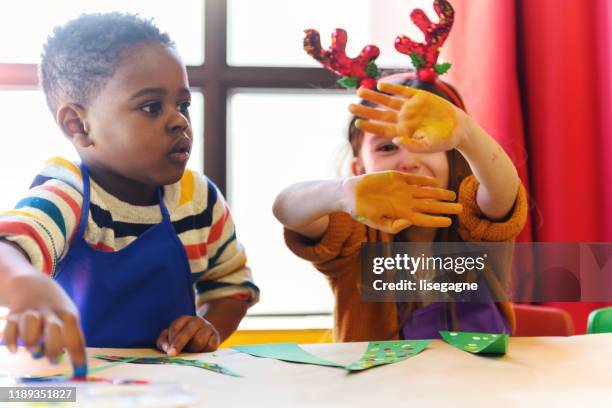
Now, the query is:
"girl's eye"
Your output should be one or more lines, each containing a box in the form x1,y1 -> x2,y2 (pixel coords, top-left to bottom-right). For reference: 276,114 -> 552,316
376,143 -> 398,153
178,101 -> 191,116
141,102 -> 162,115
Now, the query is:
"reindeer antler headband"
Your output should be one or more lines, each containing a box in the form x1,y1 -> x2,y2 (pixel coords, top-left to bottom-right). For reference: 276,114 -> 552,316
395,0 -> 454,82
303,0 -> 461,109
303,28 -> 380,90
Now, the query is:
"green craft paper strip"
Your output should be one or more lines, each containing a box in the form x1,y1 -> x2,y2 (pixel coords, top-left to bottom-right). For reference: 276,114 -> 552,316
439,331 -> 508,355
232,343 -> 344,368
94,355 -> 241,377
345,340 -> 430,371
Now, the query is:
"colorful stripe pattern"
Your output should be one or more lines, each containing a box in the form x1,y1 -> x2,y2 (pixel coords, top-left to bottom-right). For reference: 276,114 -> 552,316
0,157 -> 258,305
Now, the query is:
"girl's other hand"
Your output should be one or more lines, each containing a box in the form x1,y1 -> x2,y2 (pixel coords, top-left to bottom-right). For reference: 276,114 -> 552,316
340,171 -> 462,234
3,273 -> 87,371
157,315 -> 220,356
349,83 -> 471,153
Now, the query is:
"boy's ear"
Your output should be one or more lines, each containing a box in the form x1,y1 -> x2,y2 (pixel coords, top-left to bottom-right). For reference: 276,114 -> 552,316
56,103 -> 93,148
351,157 -> 365,176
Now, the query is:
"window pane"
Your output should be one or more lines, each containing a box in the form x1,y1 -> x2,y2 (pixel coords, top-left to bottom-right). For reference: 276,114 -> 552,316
228,90 -> 356,314
0,0 -> 204,65
228,0 -> 442,68
0,90 -> 203,211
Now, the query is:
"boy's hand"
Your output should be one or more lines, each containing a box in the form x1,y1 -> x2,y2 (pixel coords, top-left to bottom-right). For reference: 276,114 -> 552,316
349,83 -> 470,153
3,273 -> 87,371
157,315 -> 220,356
341,171 -> 462,233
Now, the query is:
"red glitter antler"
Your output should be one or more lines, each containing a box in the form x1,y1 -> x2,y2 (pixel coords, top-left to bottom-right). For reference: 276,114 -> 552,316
395,0 -> 454,82
304,28 -> 380,89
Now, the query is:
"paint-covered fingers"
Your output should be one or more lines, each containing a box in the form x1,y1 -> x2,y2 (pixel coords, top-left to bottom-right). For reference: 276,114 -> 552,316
2,315 -> 19,353
378,218 -> 413,234
410,213 -> 453,228
377,82 -> 419,99
42,315 -> 64,363
58,310 -> 87,377
355,119 -> 398,138
357,87 -> 404,110
413,199 -> 463,215
349,104 -> 398,123
18,310 -> 43,353
397,173 -> 442,188
412,185 -> 457,201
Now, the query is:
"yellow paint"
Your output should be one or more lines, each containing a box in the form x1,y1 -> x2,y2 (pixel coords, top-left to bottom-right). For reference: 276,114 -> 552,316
396,90 -> 457,150
355,172 -> 416,233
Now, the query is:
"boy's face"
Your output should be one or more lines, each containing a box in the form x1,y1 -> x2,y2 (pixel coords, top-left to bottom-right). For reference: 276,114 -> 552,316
82,42 -> 192,187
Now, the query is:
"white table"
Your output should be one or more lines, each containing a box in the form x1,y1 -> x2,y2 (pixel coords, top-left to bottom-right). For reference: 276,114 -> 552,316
2,334 -> 612,407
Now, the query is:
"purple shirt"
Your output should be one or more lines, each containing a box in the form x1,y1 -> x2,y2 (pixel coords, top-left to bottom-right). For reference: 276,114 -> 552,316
401,302 -> 511,339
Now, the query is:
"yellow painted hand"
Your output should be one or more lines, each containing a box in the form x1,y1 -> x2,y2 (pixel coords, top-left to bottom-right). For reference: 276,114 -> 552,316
349,83 -> 468,152
346,171 -> 463,233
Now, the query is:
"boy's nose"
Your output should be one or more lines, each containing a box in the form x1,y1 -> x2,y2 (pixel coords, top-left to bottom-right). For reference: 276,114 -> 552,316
168,111 -> 190,133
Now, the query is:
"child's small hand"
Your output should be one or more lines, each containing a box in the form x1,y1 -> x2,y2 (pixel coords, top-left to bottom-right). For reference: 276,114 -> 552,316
3,273 -> 87,370
157,315 -> 220,356
349,83 -> 470,153
341,171 -> 463,233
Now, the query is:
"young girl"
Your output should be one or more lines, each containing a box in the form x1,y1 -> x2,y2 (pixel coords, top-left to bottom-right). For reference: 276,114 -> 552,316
0,13 -> 258,372
273,72 -> 527,341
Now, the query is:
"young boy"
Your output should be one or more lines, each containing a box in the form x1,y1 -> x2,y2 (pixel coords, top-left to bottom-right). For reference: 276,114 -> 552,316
0,13 -> 258,373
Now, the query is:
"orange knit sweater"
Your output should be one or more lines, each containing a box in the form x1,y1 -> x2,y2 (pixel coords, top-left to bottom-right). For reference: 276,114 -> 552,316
285,175 -> 528,342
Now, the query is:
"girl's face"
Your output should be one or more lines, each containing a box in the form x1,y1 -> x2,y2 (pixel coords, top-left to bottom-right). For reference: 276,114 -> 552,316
79,42 -> 193,189
352,133 -> 449,188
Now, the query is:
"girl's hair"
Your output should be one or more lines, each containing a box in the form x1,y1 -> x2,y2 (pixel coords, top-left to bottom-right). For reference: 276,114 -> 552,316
39,12 -> 174,114
347,70 -> 472,242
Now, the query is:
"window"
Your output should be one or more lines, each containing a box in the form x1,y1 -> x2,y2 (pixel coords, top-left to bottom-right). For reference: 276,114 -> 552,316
0,0 -> 442,320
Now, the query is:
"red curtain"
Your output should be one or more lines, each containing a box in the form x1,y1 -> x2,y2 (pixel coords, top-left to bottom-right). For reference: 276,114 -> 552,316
445,0 -> 612,333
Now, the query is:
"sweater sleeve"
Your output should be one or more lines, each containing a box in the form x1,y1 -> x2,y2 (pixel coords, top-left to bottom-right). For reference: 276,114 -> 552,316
284,212 -> 365,278
0,158 -> 83,275
193,180 -> 259,306
457,175 -> 528,242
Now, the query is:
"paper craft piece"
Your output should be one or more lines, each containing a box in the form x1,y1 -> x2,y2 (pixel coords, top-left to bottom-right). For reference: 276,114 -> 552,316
232,343 -> 344,368
345,339 -> 431,371
234,341 -> 430,372
95,355 -> 241,377
440,331 -> 508,355
18,375 -> 149,384
16,356 -> 143,383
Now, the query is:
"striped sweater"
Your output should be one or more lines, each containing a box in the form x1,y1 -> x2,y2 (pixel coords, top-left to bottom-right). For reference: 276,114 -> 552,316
0,157 -> 259,306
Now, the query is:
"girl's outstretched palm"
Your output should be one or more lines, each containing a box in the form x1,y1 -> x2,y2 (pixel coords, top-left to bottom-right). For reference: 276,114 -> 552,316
341,171 -> 462,234
349,83 -> 470,153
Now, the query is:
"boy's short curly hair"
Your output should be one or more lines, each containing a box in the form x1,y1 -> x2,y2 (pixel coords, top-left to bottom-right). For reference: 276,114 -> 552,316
39,12 -> 174,114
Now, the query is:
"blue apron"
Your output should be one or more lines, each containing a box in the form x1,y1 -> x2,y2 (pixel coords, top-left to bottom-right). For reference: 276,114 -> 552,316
54,165 -> 195,348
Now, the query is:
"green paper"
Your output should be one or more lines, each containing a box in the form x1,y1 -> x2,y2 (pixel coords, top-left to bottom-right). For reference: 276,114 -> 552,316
232,343 -> 343,368
434,62 -> 452,75
345,339 -> 430,371
439,331 -> 508,355
234,341 -> 430,372
95,355 -> 241,377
